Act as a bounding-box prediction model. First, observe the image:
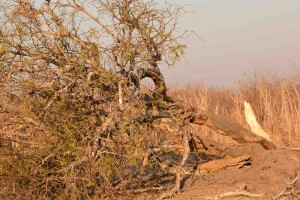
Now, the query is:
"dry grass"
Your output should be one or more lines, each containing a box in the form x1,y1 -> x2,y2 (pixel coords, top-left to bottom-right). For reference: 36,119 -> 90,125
1,71 -> 300,198
170,71 -> 300,148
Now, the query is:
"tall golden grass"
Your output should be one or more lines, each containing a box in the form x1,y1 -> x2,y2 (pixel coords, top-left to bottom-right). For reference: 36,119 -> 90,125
170,71 -> 300,147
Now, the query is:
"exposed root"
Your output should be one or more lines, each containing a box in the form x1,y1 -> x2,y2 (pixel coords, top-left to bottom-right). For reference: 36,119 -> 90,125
273,174 -> 300,200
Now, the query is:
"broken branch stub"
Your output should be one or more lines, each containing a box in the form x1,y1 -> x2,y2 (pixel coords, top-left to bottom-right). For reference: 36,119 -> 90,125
244,100 -> 271,141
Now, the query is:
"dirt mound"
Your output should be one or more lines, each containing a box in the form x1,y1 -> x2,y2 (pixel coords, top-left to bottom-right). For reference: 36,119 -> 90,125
172,148 -> 300,200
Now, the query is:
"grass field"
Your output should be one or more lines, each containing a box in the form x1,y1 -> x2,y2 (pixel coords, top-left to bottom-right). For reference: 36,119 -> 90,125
170,71 -> 300,148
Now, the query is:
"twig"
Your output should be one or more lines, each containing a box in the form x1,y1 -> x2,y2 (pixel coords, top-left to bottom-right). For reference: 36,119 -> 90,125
41,153 -> 55,166
156,191 -> 174,200
273,174 -> 300,200
216,190 -> 263,199
281,146 -> 300,151
156,132 -> 191,200
204,190 -> 263,200
57,156 -> 88,173
157,132 -> 191,200
173,131 -> 190,192
133,186 -> 164,194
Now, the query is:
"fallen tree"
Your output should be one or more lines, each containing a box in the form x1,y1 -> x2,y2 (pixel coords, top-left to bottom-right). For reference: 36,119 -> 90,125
0,0 -> 277,199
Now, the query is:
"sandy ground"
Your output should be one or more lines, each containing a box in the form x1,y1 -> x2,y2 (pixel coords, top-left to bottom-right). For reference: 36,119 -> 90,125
171,148 -> 300,200
137,148 -> 300,200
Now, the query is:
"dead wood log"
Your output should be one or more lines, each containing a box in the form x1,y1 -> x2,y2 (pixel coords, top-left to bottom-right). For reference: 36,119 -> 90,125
187,110 -> 277,150
198,154 -> 251,173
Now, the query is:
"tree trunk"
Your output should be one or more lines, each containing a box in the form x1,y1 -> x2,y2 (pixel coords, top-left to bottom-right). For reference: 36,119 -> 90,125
186,109 -> 276,150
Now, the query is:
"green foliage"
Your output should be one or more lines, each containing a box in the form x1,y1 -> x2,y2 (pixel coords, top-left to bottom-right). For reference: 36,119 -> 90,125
0,0 -> 186,198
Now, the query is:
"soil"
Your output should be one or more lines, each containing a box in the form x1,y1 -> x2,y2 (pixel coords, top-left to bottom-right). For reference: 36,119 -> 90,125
138,148 -> 300,200
172,148 -> 300,200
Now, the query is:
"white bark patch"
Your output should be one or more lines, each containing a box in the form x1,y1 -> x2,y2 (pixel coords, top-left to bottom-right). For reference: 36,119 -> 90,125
244,100 -> 271,141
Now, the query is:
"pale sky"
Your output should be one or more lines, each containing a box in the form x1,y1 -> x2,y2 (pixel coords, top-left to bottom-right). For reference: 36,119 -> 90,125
161,0 -> 300,87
